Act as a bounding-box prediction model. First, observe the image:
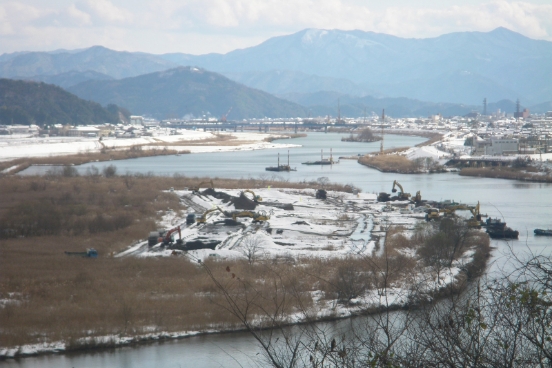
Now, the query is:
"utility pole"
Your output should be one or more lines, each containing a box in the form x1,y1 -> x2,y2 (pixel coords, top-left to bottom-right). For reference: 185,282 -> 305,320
337,98 -> 341,124
483,98 -> 487,116
516,99 -> 520,122
380,109 -> 385,155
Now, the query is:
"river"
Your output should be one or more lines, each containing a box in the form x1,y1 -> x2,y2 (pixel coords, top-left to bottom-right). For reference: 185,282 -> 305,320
10,132 -> 552,367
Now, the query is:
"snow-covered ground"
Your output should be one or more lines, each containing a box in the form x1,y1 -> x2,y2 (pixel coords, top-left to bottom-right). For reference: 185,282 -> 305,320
0,130 -> 300,162
117,188 -> 424,262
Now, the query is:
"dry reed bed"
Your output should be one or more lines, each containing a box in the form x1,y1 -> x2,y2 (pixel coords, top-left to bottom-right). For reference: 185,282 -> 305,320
0,175 -> 488,352
460,167 -> 552,183
0,146 -> 182,174
358,154 -> 422,173
264,133 -> 307,142
0,175 -> 355,348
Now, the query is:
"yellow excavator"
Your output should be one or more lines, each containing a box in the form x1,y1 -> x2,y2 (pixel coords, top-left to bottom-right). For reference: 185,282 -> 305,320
191,180 -> 214,193
197,206 -> 224,224
242,189 -> 262,202
467,201 -> 487,228
232,210 -> 271,222
440,204 -> 471,216
439,201 -> 487,228
391,180 -> 411,200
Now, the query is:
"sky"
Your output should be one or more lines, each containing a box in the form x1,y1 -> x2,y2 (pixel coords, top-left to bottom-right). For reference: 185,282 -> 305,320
1,0 -> 552,55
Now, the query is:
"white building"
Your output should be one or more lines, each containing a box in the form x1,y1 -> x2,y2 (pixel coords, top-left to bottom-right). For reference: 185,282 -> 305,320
475,138 -> 519,156
130,116 -> 144,126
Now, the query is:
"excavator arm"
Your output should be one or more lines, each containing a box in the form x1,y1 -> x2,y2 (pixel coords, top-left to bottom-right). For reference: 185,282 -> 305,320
163,226 -> 182,245
243,190 -> 262,202
197,206 -> 224,223
391,180 -> 411,199
391,180 -> 403,194
191,180 -> 214,193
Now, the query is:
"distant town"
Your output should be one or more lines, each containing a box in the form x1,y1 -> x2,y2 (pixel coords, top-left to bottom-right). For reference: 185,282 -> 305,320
2,105 -> 551,159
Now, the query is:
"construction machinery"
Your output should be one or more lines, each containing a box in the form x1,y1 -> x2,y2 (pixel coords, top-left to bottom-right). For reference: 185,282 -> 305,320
391,180 -> 411,200
191,180 -> 214,193
377,192 -> 391,202
413,191 -> 422,203
65,248 -> 98,258
220,107 -> 232,122
467,201 -> 487,228
425,208 -> 440,221
316,189 -> 327,200
242,190 -> 262,203
438,201 -> 487,228
197,207 -> 224,223
162,226 -> 183,246
148,226 -> 183,246
186,213 -> 197,224
440,204 -> 470,216
232,210 -> 271,222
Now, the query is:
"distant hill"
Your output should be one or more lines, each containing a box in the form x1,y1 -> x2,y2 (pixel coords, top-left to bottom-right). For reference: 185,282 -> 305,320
283,91 -> 551,117
282,91 -> 478,118
161,27 -> 552,105
21,70 -> 114,89
67,67 -> 307,120
0,46 -> 177,79
222,70 -> 374,96
0,79 -> 121,126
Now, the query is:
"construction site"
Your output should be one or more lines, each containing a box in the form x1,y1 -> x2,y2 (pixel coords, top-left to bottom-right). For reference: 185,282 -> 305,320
118,179 -> 506,262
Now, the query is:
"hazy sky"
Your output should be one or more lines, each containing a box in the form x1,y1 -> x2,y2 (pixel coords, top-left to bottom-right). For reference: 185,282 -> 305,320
1,0 -> 551,55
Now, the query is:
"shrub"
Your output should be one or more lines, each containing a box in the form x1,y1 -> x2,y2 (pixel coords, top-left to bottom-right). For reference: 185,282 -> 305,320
103,165 -> 117,178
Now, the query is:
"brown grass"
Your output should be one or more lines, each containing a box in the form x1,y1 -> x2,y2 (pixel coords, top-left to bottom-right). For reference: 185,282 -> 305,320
264,133 -> 307,142
0,174 -> 489,352
0,174 -> 361,349
0,146 -> 183,175
358,154 -> 421,173
460,167 -> 552,183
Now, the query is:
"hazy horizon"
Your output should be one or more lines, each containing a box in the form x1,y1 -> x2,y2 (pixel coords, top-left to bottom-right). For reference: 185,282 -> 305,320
1,0 -> 551,55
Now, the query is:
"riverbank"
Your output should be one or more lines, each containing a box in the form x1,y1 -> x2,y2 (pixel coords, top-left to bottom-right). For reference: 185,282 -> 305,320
0,146 -> 183,175
0,130 -> 301,174
0,173 -> 490,359
459,166 -> 552,182
358,153 -> 447,173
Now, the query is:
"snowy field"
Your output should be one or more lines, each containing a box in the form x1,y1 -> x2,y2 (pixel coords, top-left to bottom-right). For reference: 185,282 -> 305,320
0,130 -> 300,162
116,187 -> 424,262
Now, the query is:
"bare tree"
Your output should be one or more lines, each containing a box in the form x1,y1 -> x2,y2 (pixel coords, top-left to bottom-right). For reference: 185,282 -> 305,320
239,234 -> 267,265
203,220 -> 552,367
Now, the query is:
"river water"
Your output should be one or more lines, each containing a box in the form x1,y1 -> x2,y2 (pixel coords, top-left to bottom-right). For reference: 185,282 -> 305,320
11,132 -> 552,367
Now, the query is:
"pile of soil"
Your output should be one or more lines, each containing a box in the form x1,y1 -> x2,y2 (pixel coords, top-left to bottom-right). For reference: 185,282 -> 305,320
265,202 -> 294,210
230,192 -> 257,210
169,240 -> 220,251
201,188 -> 232,201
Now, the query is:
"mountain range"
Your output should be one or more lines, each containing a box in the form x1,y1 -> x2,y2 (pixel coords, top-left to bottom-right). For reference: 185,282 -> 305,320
67,67 -> 307,120
1,27 -> 551,117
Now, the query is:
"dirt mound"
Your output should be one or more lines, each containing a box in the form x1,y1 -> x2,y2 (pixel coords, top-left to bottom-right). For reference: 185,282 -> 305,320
265,202 -> 294,210
201,188 -> 232,201
231,192 -> 257,210
169,240 -> 220,251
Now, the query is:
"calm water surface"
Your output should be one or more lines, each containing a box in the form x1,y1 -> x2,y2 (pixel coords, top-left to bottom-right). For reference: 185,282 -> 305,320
12,132 -> 552,367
